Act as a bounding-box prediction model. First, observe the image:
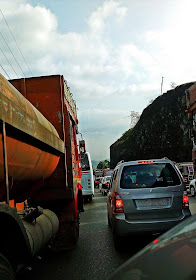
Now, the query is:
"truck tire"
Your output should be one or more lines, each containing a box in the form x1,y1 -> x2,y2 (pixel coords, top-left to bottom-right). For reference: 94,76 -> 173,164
0,254 -> 15,280
191,186 -> 196,197
74,213 -> 80,242
51,212 -> 80,252
66,213 -> 80,249
63,213 -> 79,250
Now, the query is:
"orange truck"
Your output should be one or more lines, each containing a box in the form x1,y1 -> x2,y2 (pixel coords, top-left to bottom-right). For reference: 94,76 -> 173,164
0,74 -> 84,278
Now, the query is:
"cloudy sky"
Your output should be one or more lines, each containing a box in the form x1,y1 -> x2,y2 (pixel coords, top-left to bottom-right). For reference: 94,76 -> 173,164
0,0 -> 196,161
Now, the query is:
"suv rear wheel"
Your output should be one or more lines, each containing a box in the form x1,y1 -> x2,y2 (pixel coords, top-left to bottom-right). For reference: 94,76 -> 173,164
113,232 -> 123,250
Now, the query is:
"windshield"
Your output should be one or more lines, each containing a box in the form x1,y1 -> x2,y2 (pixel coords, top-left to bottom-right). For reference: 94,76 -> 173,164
81,154 -> 90,171
105,170 -> 113,176
105,176 -> 111,182
120,163 -> 181,189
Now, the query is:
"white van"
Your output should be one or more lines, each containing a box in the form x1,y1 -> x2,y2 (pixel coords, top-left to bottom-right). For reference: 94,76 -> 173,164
81,152 -> 94,202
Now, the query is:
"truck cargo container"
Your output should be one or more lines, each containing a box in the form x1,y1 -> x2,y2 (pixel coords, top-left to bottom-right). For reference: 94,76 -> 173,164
0,74 -> 84,278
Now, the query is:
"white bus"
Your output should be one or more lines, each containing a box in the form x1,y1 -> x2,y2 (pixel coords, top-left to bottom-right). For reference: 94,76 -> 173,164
81,152 -> 94,202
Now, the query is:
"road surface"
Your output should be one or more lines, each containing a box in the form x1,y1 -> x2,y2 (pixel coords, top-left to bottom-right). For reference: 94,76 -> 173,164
17,189 -> 196,280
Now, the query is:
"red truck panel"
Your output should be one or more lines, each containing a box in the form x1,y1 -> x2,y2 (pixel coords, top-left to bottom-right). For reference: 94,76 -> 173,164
10,75 -> 80,202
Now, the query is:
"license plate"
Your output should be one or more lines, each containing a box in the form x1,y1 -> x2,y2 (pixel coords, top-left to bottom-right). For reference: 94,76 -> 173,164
136,198 -> 169,208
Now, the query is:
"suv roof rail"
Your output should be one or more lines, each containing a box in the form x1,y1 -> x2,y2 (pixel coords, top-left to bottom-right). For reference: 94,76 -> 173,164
116,160 -> 124,166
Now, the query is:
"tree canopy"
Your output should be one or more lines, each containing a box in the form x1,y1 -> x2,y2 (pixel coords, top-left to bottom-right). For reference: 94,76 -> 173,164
97,159 -> 110,170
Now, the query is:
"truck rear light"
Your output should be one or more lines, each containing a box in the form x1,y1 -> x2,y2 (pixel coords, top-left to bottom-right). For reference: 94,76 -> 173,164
114,192 -> 124,213
183,194 -> 189,209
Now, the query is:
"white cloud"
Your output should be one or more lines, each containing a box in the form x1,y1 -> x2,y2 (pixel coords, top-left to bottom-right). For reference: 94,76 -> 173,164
1,0 -> 158,95
1,0 -> 26,13
3,3 -> 57,43
87,0 -> 127,33
1,0 -> 195,160
114,44 -> 159,80
143,0 -> 196,88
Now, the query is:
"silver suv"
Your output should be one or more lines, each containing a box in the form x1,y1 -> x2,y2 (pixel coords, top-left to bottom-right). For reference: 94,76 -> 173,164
107,158 -> 191,249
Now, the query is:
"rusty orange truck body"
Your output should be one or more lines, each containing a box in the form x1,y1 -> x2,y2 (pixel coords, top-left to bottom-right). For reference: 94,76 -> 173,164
0,74 -> 83,277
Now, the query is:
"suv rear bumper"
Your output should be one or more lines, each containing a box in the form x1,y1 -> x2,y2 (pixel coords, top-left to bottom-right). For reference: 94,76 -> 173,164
113,210 -> 191,236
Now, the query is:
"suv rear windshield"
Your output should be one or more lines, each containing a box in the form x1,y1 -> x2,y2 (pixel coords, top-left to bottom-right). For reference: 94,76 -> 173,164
120,163 -> 181,189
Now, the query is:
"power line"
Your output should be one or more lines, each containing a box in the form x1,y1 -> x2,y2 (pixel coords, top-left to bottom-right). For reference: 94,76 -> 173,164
0,62 -> 10,79
0,30 -> 26,78
0,46 -> 19,78
0,9 -> 34,76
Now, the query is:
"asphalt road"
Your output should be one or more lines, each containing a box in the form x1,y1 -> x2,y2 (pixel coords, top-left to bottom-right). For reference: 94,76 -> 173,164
17,189 -> 154,280
17,190 -> 196,280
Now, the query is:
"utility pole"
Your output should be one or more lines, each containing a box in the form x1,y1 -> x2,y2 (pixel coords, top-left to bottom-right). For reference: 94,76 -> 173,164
161,76 -> 164,95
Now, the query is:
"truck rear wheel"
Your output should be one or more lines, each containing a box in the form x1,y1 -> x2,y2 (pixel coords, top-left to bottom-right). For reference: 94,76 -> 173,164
52,212 -> 80,251
73,213 -> 80,243
0,254 -> 15,280
64,212 -> 80,249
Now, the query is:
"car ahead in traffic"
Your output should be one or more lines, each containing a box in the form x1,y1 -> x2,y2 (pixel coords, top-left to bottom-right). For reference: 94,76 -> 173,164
100,176 -> 111,196
176,162 -> 194,192
110,214 -> 196,280
99,176 -> 108,192
94,176 -> 103,188
187,178 -> 196,197
107,158 -> 191,249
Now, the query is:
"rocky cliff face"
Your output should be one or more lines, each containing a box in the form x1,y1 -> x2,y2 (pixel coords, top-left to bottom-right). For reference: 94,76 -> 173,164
110,82 -> 195,169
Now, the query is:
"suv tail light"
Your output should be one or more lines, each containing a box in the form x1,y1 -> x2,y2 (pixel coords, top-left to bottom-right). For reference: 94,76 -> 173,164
183,194 -> 189,209
114,192 -> 124,213
138,160 -> 155,164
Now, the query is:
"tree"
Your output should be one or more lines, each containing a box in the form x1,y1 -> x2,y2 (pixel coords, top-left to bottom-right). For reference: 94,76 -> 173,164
97,160 -> 110,169
129,111 -> 140,128
170,82 -> 177,89
149,99 -> 154,104
122,128 -> 133,138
